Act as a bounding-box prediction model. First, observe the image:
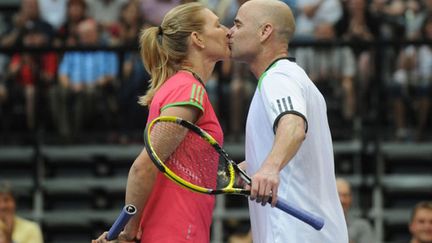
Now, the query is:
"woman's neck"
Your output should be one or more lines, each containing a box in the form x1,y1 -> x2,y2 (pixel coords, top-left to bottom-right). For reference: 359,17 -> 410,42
181,61 -> 215,85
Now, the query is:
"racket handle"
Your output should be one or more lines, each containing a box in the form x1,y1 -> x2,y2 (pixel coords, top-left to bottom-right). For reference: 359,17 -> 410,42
106,204 -> 137,240
275,198 -> 324,230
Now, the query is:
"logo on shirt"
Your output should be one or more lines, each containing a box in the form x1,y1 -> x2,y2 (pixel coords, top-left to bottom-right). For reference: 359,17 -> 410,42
272,96 -> 293,114
190,83 -> 205,106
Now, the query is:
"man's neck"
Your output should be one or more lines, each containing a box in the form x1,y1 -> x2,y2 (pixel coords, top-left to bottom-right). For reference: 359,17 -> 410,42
250,52 -> 289,79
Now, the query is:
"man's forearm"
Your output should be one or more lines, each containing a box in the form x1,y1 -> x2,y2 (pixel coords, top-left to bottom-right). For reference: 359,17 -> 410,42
266,114 -> 305,171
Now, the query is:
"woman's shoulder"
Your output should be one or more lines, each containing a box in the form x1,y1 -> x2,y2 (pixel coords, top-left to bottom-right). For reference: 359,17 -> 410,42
162,71 -> 204,91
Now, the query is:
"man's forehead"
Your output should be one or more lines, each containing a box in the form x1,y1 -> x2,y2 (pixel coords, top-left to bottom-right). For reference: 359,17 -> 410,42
236,8 -> 253,25
0,193 -> 13,199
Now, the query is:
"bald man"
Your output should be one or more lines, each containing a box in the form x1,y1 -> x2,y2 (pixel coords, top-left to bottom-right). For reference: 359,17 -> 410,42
409,201 -> 432,243
337,178 -> 375,243
228,1 -> 348,242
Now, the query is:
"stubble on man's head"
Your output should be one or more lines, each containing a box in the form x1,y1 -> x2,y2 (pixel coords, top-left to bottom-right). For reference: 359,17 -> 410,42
242,0 -> 296,42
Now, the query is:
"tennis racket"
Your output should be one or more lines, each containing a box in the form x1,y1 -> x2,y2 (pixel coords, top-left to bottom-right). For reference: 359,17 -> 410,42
143,116 -> 324,230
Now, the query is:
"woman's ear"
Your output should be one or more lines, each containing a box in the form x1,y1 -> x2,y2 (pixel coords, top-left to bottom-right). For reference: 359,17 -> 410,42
191,32 -> 205,49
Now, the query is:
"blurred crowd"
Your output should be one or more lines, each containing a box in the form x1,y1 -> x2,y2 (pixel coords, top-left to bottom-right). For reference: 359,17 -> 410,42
0,0 -> 431,144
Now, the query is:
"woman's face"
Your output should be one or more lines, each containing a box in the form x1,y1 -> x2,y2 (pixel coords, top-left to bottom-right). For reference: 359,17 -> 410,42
199,8 -> 230,61
425,20 -> 432,40
68,3 -> 85,22
122,2 -> 139,25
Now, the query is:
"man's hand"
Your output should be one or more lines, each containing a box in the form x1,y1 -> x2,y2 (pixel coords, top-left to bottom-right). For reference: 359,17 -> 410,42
250,162 -> 280,207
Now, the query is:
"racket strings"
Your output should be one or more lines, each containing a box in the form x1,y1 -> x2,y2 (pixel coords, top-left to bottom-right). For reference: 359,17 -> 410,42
150,121 -> 232,190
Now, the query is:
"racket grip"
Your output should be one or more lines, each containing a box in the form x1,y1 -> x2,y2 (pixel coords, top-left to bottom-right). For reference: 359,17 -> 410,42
106,204 -> 137,240
275,198 -> 324,230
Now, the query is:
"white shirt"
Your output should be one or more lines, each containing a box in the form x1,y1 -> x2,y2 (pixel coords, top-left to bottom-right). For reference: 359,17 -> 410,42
85,0 -> 127,25
38,0 -> 67,30
295,0 -> 342,38
245,58 -> 348,243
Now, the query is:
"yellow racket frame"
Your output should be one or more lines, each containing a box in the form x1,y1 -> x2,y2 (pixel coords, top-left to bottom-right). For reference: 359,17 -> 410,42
144,116 -> 238,195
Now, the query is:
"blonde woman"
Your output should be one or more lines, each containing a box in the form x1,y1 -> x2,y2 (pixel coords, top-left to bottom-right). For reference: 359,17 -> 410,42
92,2 -> 230,243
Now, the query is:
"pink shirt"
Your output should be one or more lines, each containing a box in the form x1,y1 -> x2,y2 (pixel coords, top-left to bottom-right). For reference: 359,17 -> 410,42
140,71 -> 223,243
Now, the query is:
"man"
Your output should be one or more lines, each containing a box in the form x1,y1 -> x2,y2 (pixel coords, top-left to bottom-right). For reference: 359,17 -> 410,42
336,178 -> 375,243
409,201 -> 432,243
54,18 -> 119,139
0,181 -> 43,243
228,0 -> 348,242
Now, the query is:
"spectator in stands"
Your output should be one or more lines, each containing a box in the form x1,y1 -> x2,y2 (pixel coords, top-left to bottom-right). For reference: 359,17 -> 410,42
226,61 -> 254,142
117,0 -> 150,143
293,0 -> 342,40
55,0 -> 88,47
0,0 -> 53,47
116,0 -> 148,45
369,0 -> 407,40
85,0 -> 127,45
0,181 -> 43,243
85,0 -> 126,28
7,21 -> 58,131
336,178 -> 376,243
295,22 -> 356,124
404,0 -> 425,41
140,0 -> 183,26
390,16 -> 432,141
0,220 -> 12,243
0,14 -> 8,108
409,201 -> 432,243
38,0 -> 68,31
0,56 -> 8,125
0,78 -> 6,107
199,0 -> 239,27
295,22 -> 356,121
336,0 -> 379,116
53,18 -> 119,141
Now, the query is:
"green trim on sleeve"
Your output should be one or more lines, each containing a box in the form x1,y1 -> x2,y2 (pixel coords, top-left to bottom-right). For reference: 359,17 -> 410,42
161,101 -> 204,112
190,84 -> 197,100
199,87 -> 205,104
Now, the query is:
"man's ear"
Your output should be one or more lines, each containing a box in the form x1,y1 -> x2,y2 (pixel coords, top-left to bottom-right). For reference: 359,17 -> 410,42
260,23 -> 273,42
191,31 -> 205,49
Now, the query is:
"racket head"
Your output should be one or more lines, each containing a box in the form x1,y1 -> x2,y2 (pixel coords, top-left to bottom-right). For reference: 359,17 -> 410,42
144,116 -> 247,195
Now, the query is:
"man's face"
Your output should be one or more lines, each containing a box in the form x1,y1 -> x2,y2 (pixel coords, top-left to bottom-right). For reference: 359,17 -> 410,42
0,193 -> 15,221
410,208 -> 432,243
78,21 -> 99,46
336,180 -> 352,214
228,3 -> 261,62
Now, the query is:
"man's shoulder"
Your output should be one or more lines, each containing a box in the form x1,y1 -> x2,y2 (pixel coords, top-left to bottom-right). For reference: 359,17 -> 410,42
14,216 -> 40,230
348,216 -> 373,230
269,59 -> 307,76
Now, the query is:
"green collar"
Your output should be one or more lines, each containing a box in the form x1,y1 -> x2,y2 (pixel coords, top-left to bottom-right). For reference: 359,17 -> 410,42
257,57 -> 295,90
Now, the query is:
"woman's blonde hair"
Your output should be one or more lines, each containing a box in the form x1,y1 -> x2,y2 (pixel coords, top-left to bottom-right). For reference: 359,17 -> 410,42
138,2 -> 206,106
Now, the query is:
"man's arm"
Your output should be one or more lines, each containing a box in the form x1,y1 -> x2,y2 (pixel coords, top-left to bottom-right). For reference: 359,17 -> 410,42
250,114 -> 305,206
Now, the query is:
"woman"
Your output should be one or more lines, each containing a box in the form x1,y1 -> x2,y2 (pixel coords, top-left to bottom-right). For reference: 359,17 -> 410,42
92,2 -> 230,243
